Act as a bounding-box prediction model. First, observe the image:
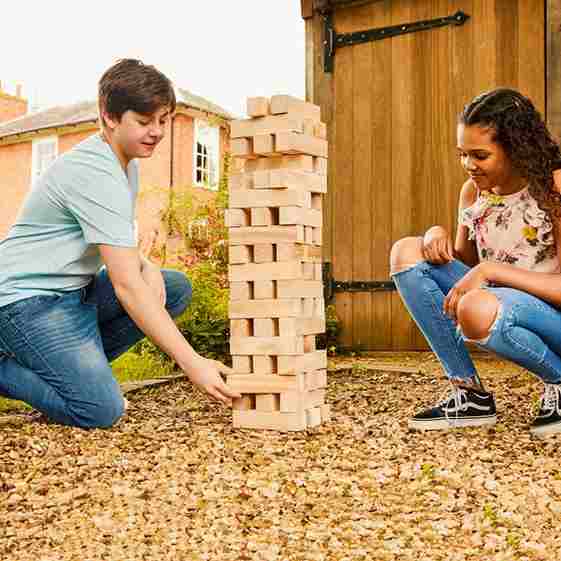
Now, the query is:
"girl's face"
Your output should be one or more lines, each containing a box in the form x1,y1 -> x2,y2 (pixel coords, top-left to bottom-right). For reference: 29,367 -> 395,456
456,123 -> 521,193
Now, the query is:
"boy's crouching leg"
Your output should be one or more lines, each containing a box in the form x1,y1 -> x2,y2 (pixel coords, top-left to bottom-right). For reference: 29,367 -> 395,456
68,382 -> 126,429
163,269 -> 193,318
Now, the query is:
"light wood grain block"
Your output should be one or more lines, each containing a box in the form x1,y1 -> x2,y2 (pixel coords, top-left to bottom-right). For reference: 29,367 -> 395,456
229,225 -> 304,245
246,155 -> 315,173
314,122 -> 327,139
229,281 -> 253,301
231,137 -> 256,159
312,227 -> 322,245
232,410 -> 307,431
276,244 -> 322,262
246,97 -> 270,117
303,263 -> 314,280
229,298 -> 302,319
304,226 -> 314,244
302,298 -> 315,317
254,318 -> 276,337
253,355 -> 277,374
229,261 -> 302,282
256,394 -> 280,412
320,404 -> 331,422
231,115 -> 304,139
230,336 -> 304,355
306,407 -> 322,428
314,157 -> 328,175
253,169 -> 326,194
303,118 -> 315,136
304,335 -> 316,353
277,280 -> 323,298
226,373 -> 304,393
279,317 -> 325,336
314,263 -> 323,281
280,389 -> 326,412
229,172 -> 254,191
230,189 -> 308,209
275,132 -> 328,158
229,245 -> 253,264
232,355 -> 252,374
233,395 -> 255,410
250,207 -> 275,226
311,193 -> 323,211
277,351 -> 327,375
254,280 -> 276,299
279,207 -> 322,227
225,209 -> 250,228
253,244 -> 274,263
306,369 -> 328,390
230,319 -> 253,337
253,133 -> 275,155
270,95 -> 321,121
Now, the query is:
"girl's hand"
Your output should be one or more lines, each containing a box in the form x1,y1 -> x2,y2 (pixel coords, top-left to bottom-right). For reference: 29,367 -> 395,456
443,264 -> 489,319
422,226 -> 454,264
185,357 -> 241,406
141,262 -> 166,306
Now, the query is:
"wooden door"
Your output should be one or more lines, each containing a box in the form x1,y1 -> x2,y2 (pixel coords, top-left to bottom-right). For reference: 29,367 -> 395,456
308,0 -> 545,350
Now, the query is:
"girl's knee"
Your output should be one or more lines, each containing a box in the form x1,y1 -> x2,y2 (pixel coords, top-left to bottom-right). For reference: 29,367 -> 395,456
390,237 -> 424,274
457,289 -> 500,340
164,270 -> 192,317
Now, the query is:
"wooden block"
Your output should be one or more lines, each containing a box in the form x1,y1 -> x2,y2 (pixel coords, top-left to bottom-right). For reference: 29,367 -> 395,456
302,298 -> 315,317
231,115 -> 304,139
280,389 -> 326,412
270,95 -> 321,121
247,97 -> 270,117
320,404 -> 331,422
304,226 -> 314,244
250,207 -> 275,226
303,118 -> 315,136
254,281 -> 276,299
279,318 -> 325,336
245,155 -> 315,173
313,157 -> 327,175
276,244 -> 322,263
254,244 -> 274,263
230,189 -> 308,209
254,318 -> 276,337
227,373 -> 304,393
303,262 -> 314,280
306,369 -> 328,390
231,137 -> 255,159
229,298 -> 302,319
229,172 -> 254,191
230,319 -> 253,337
311,193 -> 323,211
233,410 -> 307,431
304,335 -> 316,353
306,407 -> 322,428
256,394 -> 280,412
229,281 -> 253,301
229,225 -> 305,245
253,169 -> 326,194
229,261 -> 302,282
277,350 -> 327,375
253,133 -> 275,155
229,245 -> 253,264
312,227 -> 322,245
314,122 -> 327,139
230,336 -> 304,355
279,207 -> 322,228
232,355 -> 252,374
277,280 -> 323,298
275,132 -> 328,158
314,263 -> 323,280
225,209 -> 250,228
253,355 -> 277,374
233,395 -> 255,410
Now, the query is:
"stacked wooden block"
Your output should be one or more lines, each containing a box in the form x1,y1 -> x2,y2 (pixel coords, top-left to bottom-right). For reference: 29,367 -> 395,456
226,95 -> 330,431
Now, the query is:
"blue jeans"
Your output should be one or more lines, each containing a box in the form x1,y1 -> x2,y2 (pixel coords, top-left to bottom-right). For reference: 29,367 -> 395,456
392,259 -> 561,384
0,268 -> 191,428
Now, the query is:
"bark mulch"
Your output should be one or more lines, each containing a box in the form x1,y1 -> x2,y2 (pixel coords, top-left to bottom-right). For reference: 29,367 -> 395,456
1,353 -> 560,561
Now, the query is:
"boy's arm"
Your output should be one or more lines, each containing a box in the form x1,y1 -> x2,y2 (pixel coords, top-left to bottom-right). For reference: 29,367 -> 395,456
98,244 -> 239,404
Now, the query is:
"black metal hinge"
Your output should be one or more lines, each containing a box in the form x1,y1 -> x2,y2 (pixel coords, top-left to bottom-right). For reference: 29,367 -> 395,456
323,10 -> 470,73
322,262 -> 395,302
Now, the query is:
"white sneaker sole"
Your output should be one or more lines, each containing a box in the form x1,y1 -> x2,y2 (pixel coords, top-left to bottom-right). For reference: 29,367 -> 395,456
530,420 -> 561,437
408,415 -> 497,431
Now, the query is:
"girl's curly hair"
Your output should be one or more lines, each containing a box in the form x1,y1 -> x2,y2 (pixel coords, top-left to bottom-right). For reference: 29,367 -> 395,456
460,88 -> 561,218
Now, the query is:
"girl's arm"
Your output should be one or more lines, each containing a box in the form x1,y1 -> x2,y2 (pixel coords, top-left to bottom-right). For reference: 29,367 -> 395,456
453,179 -> 479,267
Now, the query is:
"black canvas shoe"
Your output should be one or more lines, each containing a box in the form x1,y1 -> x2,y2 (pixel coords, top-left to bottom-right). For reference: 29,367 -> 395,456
408,386 -> 497,430
530,383 -> 561,437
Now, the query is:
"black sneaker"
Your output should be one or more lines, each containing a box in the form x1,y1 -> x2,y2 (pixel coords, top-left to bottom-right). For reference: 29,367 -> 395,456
409,386 -> 497,430
530,383 -> 561,437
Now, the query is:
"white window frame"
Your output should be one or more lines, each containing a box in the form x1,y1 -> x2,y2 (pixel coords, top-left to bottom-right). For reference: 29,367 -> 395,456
193,119 -> 220,191
31,135 -> 58,184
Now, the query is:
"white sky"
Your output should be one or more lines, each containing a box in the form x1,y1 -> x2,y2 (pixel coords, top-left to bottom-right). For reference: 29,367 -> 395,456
1,1 -> 306,118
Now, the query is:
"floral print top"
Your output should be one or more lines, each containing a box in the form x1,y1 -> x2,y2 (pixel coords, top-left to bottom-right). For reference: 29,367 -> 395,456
460,187 -> 559,273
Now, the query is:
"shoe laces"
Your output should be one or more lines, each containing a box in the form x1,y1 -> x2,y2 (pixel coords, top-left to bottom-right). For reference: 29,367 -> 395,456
437,386 -> 468,426
540,383 -> 561,414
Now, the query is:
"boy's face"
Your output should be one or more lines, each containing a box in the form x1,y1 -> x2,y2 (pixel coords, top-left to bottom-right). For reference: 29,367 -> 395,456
103,106 -> 171,164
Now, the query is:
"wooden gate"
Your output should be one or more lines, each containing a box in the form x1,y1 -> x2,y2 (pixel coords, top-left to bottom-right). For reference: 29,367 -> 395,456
304,0 -> 548,350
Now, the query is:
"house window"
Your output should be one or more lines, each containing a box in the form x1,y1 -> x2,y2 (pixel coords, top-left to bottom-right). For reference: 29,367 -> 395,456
193,120 -> 219,190
32,136 -> 58,183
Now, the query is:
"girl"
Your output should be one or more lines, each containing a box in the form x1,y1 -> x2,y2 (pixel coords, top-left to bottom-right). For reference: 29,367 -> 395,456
390,88 -> 561,437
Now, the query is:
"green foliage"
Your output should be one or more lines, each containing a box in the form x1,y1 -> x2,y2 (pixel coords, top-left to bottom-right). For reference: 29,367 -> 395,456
316,304 -> 341,356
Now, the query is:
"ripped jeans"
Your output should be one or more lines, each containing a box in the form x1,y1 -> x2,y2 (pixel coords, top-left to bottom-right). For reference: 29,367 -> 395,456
391,259 -> 561,384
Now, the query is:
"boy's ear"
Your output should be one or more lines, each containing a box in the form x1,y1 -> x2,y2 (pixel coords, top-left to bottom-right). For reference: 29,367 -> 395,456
101,109 -> 119,131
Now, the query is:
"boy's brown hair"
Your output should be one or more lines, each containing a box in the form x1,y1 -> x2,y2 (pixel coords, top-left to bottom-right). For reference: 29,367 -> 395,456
98,59 -> 176,126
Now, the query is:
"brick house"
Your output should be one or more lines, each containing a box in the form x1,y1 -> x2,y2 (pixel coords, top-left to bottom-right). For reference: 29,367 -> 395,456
0,84 -> 233,248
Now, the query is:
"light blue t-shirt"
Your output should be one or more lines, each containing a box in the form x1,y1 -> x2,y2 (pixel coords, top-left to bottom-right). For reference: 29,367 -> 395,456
0,132 -> 139,308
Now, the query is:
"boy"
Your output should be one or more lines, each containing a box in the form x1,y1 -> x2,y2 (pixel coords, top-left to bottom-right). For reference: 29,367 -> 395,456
0,59 -> 239,428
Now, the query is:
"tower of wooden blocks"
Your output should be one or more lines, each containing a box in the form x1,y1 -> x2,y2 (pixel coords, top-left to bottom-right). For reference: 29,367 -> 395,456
226,95 -> 330,431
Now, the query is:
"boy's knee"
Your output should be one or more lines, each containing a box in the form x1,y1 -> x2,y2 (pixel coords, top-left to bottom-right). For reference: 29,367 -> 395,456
165,270 -> 192,317
390,237 -> 424,273
457,289 -> 500,340
70,392 -> 125,429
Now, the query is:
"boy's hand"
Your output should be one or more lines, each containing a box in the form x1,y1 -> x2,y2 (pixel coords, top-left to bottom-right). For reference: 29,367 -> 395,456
186,357 -> 241,406
141,262 -> 166,306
